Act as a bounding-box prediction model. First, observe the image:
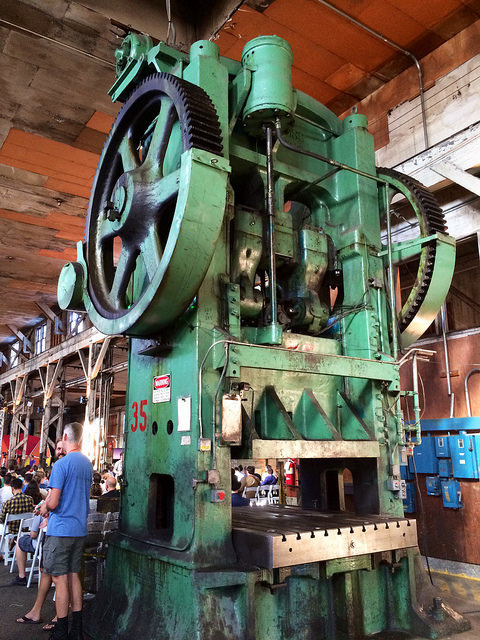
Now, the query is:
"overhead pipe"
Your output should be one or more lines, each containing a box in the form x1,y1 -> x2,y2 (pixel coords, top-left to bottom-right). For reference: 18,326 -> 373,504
465,368 -> 480,417
315,0 -> 429,149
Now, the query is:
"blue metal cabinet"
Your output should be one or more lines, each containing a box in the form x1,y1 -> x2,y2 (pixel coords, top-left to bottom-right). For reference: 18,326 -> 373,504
441,479 -> 462,509
426,476 -> 442,496
403,482 -> 416,513
450,434 -> 479,479
401,464 -> 414,482
411,437 -> 439,475
438,459 -> 453,478
434,435 -> 450,458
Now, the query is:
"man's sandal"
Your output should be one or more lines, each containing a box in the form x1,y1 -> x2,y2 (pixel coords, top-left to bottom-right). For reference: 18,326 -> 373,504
16,615 -> 41,624
42,621 -> 56,632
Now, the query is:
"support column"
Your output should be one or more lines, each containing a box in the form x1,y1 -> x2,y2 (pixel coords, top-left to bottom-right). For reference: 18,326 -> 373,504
0,406 -> 5,466
39,360 -> 64,462
8,375 -> 28,462
84,338 -> 112,468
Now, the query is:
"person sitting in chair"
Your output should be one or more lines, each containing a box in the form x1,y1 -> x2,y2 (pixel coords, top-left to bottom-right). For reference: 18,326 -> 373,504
231,475 -> 250,507
97,476 -> 120,498
11,513 -> 46,586
0,477 -> 34,536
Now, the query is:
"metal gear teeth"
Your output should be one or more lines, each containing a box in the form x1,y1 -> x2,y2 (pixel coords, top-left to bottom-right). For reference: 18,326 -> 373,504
378,167 -> 448,333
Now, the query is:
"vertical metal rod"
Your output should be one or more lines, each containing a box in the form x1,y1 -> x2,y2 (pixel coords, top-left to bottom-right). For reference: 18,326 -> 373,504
412,352 -> 421,443
440,302 -> 454,417
265,125 -> 278,327
315,0 -> 429,149
385,185 -> 399,359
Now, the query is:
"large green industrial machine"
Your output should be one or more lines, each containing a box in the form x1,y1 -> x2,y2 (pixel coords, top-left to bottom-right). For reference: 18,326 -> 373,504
58,33 -> 466,639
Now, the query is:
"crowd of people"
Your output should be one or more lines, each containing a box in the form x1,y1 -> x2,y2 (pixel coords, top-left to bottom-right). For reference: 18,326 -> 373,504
0,428 -> 123,640
231,464 -> 279,506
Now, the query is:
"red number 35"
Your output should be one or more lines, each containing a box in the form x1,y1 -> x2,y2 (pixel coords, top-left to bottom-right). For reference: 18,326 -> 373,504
131,400 -> 147,432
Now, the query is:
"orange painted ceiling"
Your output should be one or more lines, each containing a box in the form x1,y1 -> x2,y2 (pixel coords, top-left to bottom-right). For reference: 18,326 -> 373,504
215,0 -> 480,114
0,0 -> 479,347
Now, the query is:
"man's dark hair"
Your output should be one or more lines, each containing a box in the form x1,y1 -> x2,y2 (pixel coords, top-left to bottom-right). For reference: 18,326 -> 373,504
24,472 -> 33,483
3,473 -> 12,486
238,465 -> 243,472
0,468 -> 6,478
247,465 -> 255,475
93,472 -> 102,484
11,477 -> 23,491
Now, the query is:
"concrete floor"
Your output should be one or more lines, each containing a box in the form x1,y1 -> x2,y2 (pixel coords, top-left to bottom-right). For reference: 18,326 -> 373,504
0,562 -> 56,640
423,592 -> 480,640
1,559 -> 480,640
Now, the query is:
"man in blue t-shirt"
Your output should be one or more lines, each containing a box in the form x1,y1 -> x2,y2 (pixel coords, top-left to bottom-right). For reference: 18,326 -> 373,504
40,422 -> 92,640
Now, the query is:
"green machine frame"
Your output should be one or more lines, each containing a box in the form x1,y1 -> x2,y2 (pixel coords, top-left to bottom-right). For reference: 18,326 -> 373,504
58,33 -> 465,639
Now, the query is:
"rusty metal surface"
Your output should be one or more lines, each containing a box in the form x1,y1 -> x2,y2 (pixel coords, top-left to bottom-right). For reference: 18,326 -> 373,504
252,439 -> 380,459
232,506 -> 417,569
221,393 -> 242,444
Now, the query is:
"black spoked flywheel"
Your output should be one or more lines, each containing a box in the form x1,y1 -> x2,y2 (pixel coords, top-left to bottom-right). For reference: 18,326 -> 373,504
83,72 -> 227,335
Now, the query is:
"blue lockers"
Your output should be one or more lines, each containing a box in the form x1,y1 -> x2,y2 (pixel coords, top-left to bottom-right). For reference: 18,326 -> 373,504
426,476 -> 442,496
403,482 -> 416,513
434,435 -> 450,458
438,459 -> 453,478
411,437 -> 439,474
450,434 -> 479,479
441,480 -> 462,509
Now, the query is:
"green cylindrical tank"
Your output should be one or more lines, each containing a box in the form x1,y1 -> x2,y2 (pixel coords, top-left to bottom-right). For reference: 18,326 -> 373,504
241,35 -> 295,134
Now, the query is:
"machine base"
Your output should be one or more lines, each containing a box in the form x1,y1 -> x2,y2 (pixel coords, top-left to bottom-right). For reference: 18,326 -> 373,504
85,524 -> 469,640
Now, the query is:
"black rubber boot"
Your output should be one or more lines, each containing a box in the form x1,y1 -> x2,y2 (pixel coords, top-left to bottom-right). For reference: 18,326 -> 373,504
49,616 -> 69,640
68,610 -> 84,640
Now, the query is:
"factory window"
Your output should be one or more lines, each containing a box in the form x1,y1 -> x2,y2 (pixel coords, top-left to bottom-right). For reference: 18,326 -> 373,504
34,323 -> 47,355
10,340 -> 20,367
68,311 -> 86,336
148,474 -> 174,538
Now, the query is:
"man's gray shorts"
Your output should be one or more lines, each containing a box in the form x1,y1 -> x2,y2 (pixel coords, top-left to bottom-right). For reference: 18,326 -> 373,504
42,535 -> 85,576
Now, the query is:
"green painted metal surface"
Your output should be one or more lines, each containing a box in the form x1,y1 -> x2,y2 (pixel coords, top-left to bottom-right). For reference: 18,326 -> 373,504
58,34 -> 466,640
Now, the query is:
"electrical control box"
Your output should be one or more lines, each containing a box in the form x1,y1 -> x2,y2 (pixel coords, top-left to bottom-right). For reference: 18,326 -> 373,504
438,459 -> 453,478
426,476 -> 442,496
450,434 -> 479,479
403,483 -> 416,514
434,436 -> 450,458
411,437 -> 439,475
441,479 -> 462,509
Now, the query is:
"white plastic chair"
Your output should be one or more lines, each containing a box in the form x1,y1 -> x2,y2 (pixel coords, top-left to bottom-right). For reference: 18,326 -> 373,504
27,526 -> 45,587
268,485 -> 280,504
256,487 -> 270,506
242,486 -> 259,504
0,511 -> 34,567
10,516 -> 34,573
